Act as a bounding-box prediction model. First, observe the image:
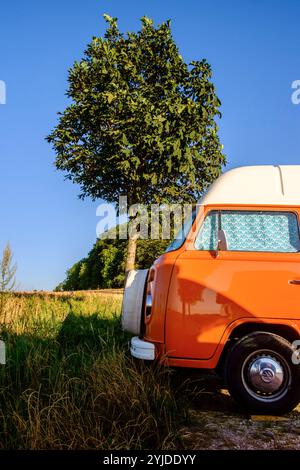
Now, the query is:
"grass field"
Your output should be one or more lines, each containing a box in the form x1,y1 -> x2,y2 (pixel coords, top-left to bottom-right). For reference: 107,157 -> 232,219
0,291 -> 187,450
1,291 -> 300,450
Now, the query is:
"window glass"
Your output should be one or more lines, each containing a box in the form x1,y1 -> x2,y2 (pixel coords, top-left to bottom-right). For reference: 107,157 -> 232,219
195,211 -> 300,253
165,208 -> 196,253
194,210 -> 218,250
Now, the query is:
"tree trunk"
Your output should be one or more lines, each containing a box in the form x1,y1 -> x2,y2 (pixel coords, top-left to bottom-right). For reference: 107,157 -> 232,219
125,235 -> 138,273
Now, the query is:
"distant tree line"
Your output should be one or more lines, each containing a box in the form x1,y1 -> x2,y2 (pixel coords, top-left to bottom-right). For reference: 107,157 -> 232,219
55,236 -> 169,291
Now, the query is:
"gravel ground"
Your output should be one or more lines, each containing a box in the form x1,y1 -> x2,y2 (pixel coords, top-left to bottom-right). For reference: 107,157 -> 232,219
178,372 -> 300,450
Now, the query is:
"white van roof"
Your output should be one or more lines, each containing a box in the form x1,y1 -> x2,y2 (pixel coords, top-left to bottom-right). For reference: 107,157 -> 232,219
199,165 -> 300,206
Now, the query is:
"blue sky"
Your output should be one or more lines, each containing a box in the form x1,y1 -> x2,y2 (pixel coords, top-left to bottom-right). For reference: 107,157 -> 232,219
0,0 -> 299,290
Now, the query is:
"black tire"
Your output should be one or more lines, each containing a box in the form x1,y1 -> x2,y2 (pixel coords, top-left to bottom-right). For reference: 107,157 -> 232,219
225,331 -> 300,415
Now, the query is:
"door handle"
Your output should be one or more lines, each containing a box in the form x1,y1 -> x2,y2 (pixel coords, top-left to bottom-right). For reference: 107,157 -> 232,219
289,280 -> 300,285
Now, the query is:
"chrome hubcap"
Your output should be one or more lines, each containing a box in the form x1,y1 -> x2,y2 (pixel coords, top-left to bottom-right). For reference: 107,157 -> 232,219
241,350 -> 291,402
249,357 -> 284,393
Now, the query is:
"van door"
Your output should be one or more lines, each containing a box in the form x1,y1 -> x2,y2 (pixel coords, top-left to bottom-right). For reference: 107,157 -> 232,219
165,208 -> 300,360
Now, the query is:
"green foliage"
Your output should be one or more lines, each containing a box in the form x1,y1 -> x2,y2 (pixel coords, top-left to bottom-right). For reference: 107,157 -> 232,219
47,15 -> 225,207
55,235 -> 169,291
136,239 -> 170,269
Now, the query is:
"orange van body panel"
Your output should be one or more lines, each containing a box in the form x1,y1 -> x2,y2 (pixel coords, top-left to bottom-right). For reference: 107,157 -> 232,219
143,249 -> 181,344
143,204 -> 300,369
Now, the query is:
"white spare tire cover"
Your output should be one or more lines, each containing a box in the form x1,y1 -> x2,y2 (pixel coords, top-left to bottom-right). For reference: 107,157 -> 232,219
121,269 -> 148,335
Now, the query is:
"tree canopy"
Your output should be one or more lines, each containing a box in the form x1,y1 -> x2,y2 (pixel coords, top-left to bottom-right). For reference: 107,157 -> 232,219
47,15 -> 225,270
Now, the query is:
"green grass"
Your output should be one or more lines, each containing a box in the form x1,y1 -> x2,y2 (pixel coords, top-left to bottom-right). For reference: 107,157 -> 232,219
0,292 -> 188,449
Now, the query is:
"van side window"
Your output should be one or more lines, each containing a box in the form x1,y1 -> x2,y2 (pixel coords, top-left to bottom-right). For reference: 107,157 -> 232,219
195,211 -> 218,250
195,211 -> 300,253
165,207 -> 197,253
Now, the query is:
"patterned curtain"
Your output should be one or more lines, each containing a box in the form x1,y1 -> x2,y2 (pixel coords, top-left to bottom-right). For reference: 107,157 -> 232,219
195,211 -> 300,253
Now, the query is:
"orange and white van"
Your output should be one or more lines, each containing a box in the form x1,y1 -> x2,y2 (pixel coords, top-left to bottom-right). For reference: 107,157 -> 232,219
122,165 -> 300,414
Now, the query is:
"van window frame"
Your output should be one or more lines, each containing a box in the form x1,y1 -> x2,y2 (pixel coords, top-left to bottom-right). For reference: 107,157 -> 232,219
194,209 -> 300,254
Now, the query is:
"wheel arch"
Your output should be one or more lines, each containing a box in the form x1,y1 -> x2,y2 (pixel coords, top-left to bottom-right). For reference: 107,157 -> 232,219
216,321 -> 300,373
229,322 -> 300,343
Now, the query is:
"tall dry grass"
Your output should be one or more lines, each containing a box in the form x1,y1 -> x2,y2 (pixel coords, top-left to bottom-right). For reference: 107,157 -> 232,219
0,292 -> 187,449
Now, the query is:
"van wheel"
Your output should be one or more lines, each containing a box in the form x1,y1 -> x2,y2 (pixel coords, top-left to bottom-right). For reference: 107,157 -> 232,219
225,332 -> 300,415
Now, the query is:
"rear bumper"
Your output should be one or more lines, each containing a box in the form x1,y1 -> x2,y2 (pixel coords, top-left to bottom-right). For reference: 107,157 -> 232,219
130,336 -> 155,361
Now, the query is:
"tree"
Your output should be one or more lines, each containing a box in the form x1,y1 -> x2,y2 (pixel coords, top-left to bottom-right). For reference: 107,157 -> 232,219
47,14 -> 225,272
0,243 -> 17,292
